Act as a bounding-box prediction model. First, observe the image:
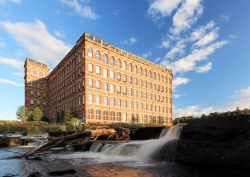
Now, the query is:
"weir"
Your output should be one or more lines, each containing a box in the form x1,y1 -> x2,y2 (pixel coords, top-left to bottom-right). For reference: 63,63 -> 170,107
88,125 -> 183,161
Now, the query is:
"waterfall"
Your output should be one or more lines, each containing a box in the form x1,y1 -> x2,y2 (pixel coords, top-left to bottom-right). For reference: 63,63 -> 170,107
88,125 -> 183,162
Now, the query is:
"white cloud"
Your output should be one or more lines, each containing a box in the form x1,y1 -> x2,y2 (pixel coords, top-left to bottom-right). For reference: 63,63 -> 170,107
154,57 -> 161,63
0,0 -> 21,5
194,27 -> 219,47
54,30 -> 66,39
59,0 -> 98,20
174,86 -> 250,118
173,76 -> 190,89
11,71 -> 23,77
190,21 -> 215,41
166,40 -> 186,59
0,78 -> 23,87
173,93 -> 186,98
195,62 -> 212,73
161,39 -> 171,48
0,38 -> 5,48
0,57 -> 23,69
148,0 -> 183,20
171,0 -> 203,35
142,51 -> 152,58
169,40 -> 228,73
1,20 -> 71,66
121,37 -> 137,46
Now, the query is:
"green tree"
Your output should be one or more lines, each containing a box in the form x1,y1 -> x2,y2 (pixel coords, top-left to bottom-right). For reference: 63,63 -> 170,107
32,107 -> 43,121
63,109 -> 71,121
16,105 -> 29,122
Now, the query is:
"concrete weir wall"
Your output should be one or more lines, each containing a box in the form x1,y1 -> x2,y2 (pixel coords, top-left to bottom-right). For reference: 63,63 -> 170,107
130,126 -> 167,140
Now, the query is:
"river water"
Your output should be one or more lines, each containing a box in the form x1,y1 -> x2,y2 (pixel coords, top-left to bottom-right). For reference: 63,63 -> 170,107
0,126 -> 247,177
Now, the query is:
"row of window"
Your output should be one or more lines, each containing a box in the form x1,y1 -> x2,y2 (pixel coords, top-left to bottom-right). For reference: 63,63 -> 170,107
30,99 -> 46,106
88,109 -> 171,124
30,90 -> 46,97
29,81 -> 46,89
29,68 -> 47,77
88,93 -> 171,113
87,47 -> 170,83
88,78 -> 171,95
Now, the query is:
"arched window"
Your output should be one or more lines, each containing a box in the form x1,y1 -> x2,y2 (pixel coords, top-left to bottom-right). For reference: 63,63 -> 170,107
110,56 -> 115,66
103,54 -> 108,64
145,69 -> 147,77
122,61 -> 127,70
128,63 -> 132,72
30,68 -> 34,75
158,74 -> 161,81
96,50 -> 100,61
116,58 -> 121,68
149,70 -> 152,78
153,72 -> 156,79
88,47 -> 93,58
134,65 -> 138,73
140,67 -> 143,75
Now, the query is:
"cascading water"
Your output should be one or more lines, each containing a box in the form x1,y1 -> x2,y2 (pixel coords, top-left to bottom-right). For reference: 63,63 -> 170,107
88,125 -> 183,162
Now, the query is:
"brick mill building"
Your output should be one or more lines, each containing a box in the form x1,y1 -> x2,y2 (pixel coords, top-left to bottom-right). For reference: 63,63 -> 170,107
24,33 -> 173,125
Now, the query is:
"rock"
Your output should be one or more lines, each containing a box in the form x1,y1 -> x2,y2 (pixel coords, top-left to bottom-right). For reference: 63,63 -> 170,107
175,114 -> 250,169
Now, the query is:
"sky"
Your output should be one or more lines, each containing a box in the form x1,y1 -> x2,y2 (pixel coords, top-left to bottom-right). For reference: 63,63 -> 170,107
0,0 -> 249,120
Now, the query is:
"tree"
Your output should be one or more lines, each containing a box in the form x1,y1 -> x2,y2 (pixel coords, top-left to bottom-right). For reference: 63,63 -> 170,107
32,107 -> 43,121
16,105 -> 29,122
63,109 -> 71,121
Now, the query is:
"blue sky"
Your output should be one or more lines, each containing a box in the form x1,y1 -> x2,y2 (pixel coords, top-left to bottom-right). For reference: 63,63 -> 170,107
0,0 -> 249,120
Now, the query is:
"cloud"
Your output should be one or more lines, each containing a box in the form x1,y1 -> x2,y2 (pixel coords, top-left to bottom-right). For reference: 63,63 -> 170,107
173,93 -> 186,98
168,40 -> 228,73
173,86 -> 250,118
190,21 -> 215,41
0,0 -> 21,5
166,39 -> 186,59
171,0 -> 203,35
193,27 -> 219,47
11,72 -> 23,77
121,37 -> 137,46
0,57 -> 23,70
142,51 -> 152,58
0,78 -> 23,87
195,62 -> 212,73
154,57 -> 161,63
0,38 -> 5,48
1,20 -> 71,66
173,76 -> 190,89
161,39 -> 171,48
147,0 -> 182,20
54,30 -> 66,39
59,0 -> 98,20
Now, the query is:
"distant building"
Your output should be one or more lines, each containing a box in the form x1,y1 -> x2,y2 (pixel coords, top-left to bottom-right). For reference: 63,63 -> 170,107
24,32 -> 173,125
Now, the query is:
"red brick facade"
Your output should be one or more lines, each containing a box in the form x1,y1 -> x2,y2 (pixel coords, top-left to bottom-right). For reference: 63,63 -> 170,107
24,33 -> 173,125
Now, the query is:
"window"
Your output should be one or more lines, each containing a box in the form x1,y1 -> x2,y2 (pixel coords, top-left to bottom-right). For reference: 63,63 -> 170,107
43,71 -> 46,77
110,70 -> 114,79
122,61 -> 127,70
30,99 -> 34,104
103,68 -> 108,78
128,101 -> 132,109
37,82 -> 40,88
88,63 -> 93,72
30,69 -> 34,75
122,87 -> 127,95
37,100 -> 40,105
37,91 -> 40,97
43,93 -> 46,98
29,82 -> 33,87
88,47 -> 93,58
111,111 -> 115,121
103,111 -> 108,120
96,80 -> 101,89
116,58 -> 121,68
96,95 -> 100,104
103,82 -> 108,91
117,112 -> 121,121
43,101 -> 46,106
88,93 -> 93,103
110,97 -> 115,106
82,95 -> 85,104
116,85 -> 121,94
128,63 -> 132,72
96,110 -> 101,120
110,84 -> 114,93
134,65 -> 138,73
110,57 -> 115,66
103,96 -> 108,105
37,70 -> 40,76
116,99 -> 121,107
103,54 -> 108,64
116,72 -> 121,81
122,113 -> 127,122
134,77 -> 137,85
128,76 -> 132,84
30,90 -> 34,95
122,100 -> 127,108
88,78 -> 93,87
88,109 -> 94,119
96,50 -> 100,61
96,65 -> 101,75
145,69 -> 147,77
122,74 -> 127,82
